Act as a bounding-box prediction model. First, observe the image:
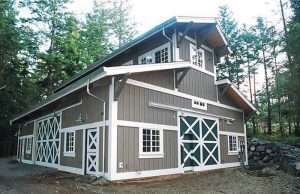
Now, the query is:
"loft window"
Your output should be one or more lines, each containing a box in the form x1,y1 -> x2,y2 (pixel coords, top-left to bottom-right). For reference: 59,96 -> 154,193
139,128 -> 164,158
192,99 -> 207,110
190,44 -> 205,68
138,43 -> 170,64
64,131 -> 75,157
228,135 -> 238,154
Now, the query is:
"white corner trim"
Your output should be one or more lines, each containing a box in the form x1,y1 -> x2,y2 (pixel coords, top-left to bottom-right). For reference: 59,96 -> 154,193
117,120 -> 177,131
219,131 -> 245,137
107,77 -> 118,180
126,78 -> 243,113
58,165 -> 84,175
111,168 -> 184,181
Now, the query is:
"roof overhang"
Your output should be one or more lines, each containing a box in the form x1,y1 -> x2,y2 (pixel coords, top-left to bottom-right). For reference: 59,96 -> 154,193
216,79 -> 258,117
54,16 -> 230,93
10,62 -> 191,124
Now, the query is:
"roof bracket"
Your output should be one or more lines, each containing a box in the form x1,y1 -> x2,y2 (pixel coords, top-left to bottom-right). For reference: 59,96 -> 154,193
175,67 -> 190,88
177,22 -> 194,47
114,73 -> 130,101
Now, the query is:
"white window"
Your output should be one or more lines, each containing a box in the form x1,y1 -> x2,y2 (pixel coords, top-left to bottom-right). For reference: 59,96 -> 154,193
190,44 -> 205,68
138,43 -> 170,64
139,128 -> 164,158
25,137 -> 32,154
64,131 -> 75,157
192,99 -> 207,110
228,135 -> 238,154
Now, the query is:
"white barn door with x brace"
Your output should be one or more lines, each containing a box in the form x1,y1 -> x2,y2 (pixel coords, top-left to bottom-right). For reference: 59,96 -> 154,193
179,112 -> 220,171
86,128 -> 99,175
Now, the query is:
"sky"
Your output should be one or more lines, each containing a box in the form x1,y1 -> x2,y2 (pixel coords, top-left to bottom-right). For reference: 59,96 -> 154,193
68,0 -> 290,94
69,0 -> 285,34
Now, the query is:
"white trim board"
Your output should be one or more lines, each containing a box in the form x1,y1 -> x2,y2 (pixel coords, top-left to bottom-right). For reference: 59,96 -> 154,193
58,165 -> 84,175
21,159 -> 33,165
111,162 -> 240,181
111,168 -> 183,181
126,78 -> 243,113
117,120 -> 177,131
149,102 -> 235,121
60,121 -> 108,132
219,131 -> 245,137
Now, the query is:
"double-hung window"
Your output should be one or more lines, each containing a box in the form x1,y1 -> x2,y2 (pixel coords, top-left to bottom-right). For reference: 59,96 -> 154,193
138,43 -> 170,64
139,128 -> 163,158
25,137 -> 32,154
190,44 -> 205,69
228,135 -> 238,155
64,131 -> 75,157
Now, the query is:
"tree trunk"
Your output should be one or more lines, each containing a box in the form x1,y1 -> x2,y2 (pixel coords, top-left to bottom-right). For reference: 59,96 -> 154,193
262,43 -> 272,135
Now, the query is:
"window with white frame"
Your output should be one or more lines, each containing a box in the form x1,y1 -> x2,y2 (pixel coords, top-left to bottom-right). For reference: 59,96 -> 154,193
228,135 -> 238,154
190,44 -> 205,68
139,128 -> 163,158
64,131 -> 75,156
192,99 -> 207,110
138,43 -> 170,64
25,137 -> 32,154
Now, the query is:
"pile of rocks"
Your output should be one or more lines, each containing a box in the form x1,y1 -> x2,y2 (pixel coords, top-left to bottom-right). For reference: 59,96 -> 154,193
247,138 -> 300,176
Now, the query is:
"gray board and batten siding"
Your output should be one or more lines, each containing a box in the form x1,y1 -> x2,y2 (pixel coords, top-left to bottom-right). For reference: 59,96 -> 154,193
117,127 -> 177,172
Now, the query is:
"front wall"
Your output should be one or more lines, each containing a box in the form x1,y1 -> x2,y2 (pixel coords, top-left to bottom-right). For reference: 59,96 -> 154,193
118,83 -> 244,133
178,69 -> 217,101
60,130 -> 83,168
117,126 -> 178,172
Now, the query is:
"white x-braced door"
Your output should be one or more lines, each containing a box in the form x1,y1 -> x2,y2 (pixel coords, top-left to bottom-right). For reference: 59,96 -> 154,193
36,114 -> 61,167
86,128 -> 98,175
179,113 -> 220,169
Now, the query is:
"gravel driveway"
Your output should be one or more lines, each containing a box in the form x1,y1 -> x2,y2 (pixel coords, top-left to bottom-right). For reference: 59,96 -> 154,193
1,157 -> 300,194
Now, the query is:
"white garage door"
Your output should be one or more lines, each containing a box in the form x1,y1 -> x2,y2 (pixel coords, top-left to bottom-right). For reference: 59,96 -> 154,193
35,114 -> 61,167
179,113 -> 220,170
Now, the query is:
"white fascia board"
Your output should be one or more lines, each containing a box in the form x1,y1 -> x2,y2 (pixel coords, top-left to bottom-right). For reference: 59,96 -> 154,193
230,84 -> 257,112
104,62 -> 191,76
215,79 -> 231,85
176,16 -> 217,24
215,79 -> 257,112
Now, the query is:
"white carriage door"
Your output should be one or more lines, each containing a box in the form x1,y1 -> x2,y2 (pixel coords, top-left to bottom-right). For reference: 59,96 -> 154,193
86,128 -> 99,175
35,114 -> 61,167
180,114 -> 220,169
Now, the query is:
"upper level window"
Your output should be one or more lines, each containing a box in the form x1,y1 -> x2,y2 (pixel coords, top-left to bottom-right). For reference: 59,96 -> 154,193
190,44 -> 205,68
64,131 -> 75,157
138,43 -> 170,64
192,99 -> 207,110
139,128 -> 164,158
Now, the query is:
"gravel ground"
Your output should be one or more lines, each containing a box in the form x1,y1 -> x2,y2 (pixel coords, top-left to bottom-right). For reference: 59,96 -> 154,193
1,157 -> 300,194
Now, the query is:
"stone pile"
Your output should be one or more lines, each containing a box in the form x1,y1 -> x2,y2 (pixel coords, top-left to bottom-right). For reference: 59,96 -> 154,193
247,138 -> 300,176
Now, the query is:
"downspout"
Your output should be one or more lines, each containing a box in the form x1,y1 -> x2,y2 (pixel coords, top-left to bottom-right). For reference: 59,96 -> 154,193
87,79 -> 106,175
162,27 -> 173,62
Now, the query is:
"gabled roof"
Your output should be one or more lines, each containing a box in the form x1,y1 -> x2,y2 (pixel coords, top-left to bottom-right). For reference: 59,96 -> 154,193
215,79 -> 257,116
54,16 -> 230,93
10,62 -> 191,124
